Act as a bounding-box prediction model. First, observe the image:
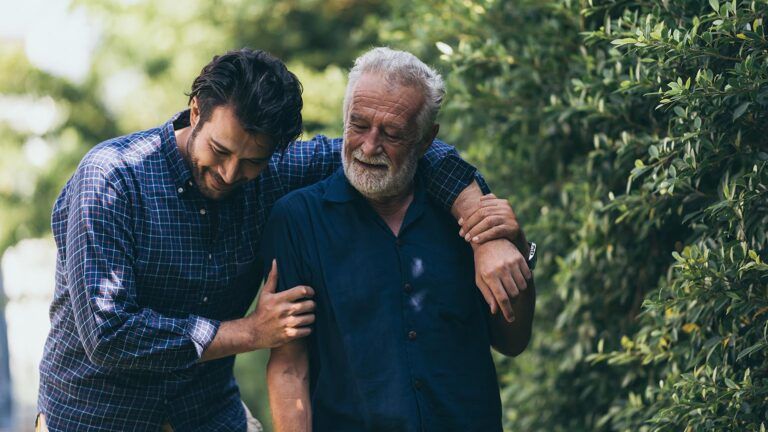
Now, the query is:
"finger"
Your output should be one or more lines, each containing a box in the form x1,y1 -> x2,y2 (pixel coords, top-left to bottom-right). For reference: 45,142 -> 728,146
479,193 -> 497,201
289,313 -> 316,327
520,258 -> 532,281
285,327 -> 312,340
465,215 -> 505,241
290,299 -> 316,315
470,225 -> 513,245
501,272 -> 521,300
263,260 -> 278,293
280,285 -> 315,302
510,265 -> 528,292
475,277 -> 497,315
459,206 -> 489,238
480,199 -> 506,208
484,273 -> 514,322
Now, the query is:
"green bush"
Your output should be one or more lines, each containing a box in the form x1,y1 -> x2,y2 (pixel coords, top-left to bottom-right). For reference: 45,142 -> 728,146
382,0 -> 768,430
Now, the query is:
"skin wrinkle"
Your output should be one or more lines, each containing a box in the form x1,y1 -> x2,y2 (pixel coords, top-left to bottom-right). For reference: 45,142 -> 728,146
342,73 -> 432,230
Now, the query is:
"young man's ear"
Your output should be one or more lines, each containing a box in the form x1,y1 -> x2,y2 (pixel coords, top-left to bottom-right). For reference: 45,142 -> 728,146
189,97 -> 200,128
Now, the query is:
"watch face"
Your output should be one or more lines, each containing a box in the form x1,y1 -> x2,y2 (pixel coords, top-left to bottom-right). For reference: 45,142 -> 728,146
528,242 -> 537,262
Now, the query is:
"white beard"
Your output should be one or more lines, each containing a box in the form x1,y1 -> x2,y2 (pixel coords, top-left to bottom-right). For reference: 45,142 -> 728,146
342,144 -> 418,200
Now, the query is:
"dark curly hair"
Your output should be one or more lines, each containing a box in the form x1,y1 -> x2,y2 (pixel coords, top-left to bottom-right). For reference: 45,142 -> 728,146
188,48 -> 303,151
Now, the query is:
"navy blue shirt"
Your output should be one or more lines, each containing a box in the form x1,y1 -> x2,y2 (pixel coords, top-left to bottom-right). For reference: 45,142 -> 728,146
39,110 -> 488,431
261,168 -> 502,432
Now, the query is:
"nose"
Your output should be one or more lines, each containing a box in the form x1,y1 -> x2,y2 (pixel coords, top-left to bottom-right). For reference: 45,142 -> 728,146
219,158 -> 240,185
360,129 -> 384,157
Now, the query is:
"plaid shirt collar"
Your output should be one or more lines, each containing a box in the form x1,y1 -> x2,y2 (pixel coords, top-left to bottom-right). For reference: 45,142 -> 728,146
161,110 -> 195,190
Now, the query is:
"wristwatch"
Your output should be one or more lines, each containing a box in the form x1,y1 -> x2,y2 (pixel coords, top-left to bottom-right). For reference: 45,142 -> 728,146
527,242 -> 537,270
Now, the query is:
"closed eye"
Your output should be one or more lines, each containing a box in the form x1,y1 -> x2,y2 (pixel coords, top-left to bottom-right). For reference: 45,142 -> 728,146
210,142 -> 228,155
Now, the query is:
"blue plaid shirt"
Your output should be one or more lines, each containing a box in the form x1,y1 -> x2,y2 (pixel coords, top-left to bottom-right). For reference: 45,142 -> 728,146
38,110 -> 488,431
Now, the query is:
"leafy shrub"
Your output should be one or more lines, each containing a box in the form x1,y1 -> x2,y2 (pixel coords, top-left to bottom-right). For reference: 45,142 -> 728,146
382,0 -> 768,430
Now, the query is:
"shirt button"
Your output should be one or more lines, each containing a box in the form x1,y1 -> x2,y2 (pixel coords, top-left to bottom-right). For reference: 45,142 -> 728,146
408,330 -> 417,341
404,283 -> 413,293
202,296 -> 208,303
208,253 -> 212,260
413,379 -> 423,390
199,208 -> 207,215
177,187 -> 184,194
395,238 -> 403,247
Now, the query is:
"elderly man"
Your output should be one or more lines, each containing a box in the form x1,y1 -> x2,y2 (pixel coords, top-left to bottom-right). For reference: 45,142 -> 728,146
263,48 -> 536,431
37,47 -> 527,432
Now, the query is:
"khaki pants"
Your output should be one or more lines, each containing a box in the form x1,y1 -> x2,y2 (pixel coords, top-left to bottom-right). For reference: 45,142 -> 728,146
36,402 -> 262,432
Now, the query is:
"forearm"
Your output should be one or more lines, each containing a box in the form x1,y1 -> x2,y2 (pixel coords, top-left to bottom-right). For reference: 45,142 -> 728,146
268,343 -> 312,432
490,277 -> 536,356
199,318 -> 257,362
72,297 -> 220,372
452,181 -> 528,253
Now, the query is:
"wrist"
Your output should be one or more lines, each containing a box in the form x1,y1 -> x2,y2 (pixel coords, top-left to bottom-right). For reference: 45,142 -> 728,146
233,316 -> 262,352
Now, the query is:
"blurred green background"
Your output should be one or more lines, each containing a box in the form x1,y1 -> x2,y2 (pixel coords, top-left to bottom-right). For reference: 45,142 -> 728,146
1,0 -> 766,431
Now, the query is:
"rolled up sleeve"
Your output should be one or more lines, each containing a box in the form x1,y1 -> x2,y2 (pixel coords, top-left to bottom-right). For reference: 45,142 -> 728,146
421,140 -> 491,211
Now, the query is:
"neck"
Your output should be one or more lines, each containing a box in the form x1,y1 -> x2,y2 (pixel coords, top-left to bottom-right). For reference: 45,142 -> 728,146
366,185 -> 414,236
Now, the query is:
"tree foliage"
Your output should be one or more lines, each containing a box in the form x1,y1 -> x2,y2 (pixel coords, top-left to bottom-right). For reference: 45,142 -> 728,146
2,0 -> 766,431
382,0 -> 767,430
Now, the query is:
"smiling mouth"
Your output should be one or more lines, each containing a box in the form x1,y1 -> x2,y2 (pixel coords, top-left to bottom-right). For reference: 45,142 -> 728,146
354,159 -> 388,170
208,172 -> 232,192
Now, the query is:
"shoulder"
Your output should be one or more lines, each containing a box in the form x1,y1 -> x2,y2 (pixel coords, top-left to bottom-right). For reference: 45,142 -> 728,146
292,134 -> 342,149
75,127 -> 165,188
271,178 -> 328,218
278,134 -> 342,157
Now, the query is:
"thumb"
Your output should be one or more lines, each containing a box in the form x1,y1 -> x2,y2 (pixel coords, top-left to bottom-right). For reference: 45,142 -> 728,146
263,259 -> 278,293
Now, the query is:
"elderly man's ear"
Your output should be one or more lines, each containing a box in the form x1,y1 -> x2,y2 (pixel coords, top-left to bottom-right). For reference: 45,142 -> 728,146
419,124 -> 440,156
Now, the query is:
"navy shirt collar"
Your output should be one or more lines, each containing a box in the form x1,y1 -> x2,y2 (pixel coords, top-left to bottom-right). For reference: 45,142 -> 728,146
322,167 -> 428,234
160,110 -> 195,190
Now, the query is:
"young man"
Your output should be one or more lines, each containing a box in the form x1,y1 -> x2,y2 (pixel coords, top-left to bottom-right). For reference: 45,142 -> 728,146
264,48 -> 536,431
37,48 -> 527,431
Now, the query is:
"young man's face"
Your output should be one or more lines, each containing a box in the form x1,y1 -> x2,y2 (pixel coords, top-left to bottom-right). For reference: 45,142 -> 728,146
184,101 -> 274,200
341,73 -> 429,200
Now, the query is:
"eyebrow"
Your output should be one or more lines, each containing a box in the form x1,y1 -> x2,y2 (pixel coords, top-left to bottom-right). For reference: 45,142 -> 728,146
210,137 -> 270,162
349,113 -> 408,133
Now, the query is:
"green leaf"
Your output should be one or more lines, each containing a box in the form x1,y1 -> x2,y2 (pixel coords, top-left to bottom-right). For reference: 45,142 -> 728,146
732,102 -> 750,121
611,38 -> 638,46
737,342 -> 767,360
649,145 -> 659,158
709,0 -> 720,12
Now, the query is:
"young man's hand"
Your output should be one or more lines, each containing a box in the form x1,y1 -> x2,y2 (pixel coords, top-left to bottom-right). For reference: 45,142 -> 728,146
245,260 -> 316,349
459,194 -> 527,252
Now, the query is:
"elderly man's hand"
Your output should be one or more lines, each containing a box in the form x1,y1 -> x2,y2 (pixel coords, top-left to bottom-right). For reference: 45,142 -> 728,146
459,194 -> 522,246
472,239 -> 532,322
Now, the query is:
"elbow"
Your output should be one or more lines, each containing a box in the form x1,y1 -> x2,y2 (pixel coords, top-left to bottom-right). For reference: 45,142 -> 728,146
267,353 -> 309,384
493,330 -> 532,358
84,334 -> 121,368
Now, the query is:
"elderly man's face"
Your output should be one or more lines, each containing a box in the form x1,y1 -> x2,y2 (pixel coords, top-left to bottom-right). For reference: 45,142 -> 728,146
342,73 -> 428,200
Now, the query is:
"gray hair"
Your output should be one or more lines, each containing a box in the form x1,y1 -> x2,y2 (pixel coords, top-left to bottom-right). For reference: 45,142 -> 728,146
343,47 -> 445,143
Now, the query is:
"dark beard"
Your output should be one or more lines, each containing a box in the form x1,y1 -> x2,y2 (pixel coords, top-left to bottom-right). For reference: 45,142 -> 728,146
182,123 -> 218,199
